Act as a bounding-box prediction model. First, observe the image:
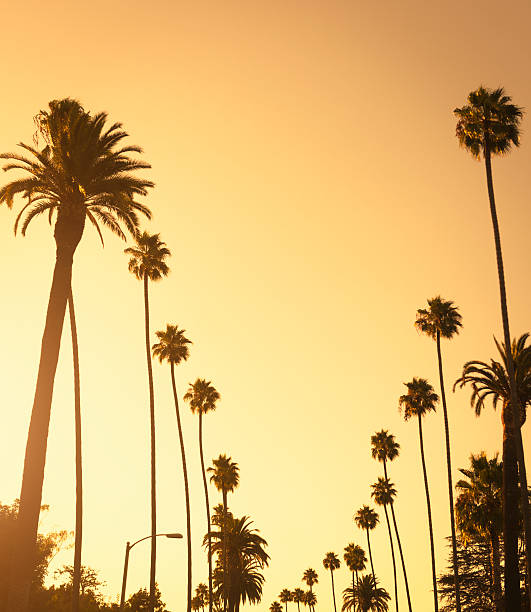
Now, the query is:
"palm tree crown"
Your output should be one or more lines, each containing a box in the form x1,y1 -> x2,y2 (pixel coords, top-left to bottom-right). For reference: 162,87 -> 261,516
371,478 -> 397,507
342,575 -> 390,612
208,455 -> 240,495
344,544 -> 367,573
415,296 -> 462,340
125,231 -> 171,281
271,603 -> 283,612
184,379 -> 220,415
302,568 -> 318,589
371,430 -> 399,465
398,377 -> 438,420
152,324 -> 191,365
354,506 -> 379,531
323,552 -> 340,571
280,589 -> 293,604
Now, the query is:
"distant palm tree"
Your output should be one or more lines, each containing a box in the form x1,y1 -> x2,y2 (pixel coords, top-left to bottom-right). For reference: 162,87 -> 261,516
323,552 -> 340,612
0,98 -> 153,612
195,583 -> 209,612
370,431 -> 411,612
280,589 -> 293,612
415,296 -> 462,611
454,86 -> 530,608
399,378 -> 439,612
184,379 -> 221,612
302,569 -> 318,594
371,479 -> 398,612
271,603 -> 283,612
342,574 -> 390,612
303,590 -> 317,612
152,324 -> 192,612
208,455 -> 240,612
344,543 -> 366,610
354,506 -> 379,582
292,589 -> 305,612
192,596 -> 203,612
454,333 -> 531,610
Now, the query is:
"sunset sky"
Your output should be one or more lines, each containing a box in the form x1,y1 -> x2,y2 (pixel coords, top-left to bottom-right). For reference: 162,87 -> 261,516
1,1 -> 531,610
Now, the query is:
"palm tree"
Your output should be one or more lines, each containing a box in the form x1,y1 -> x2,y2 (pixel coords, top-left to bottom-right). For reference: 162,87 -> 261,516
344,544 -> 366,611
454,87 -> 531,608
354,506 -> 379,582
279,589 -> 293,612
302,569 -> 318,594
454,333 -> 531,610
152,324 -> 192,612
184,379 -> 221,612
125,232 -> 170,612
292,589 -> 305,612
303,591 -> 317,612
271,603 -> 283,612
455,453 -> 503,612
342,574 -> 390,612
195,583 -> 209,612
398,377 -> 439,611
415,296 -> 462,611
208,455 -> 240,612
370,431 -> 411,612
0,98 -> 153,612
323,552 -> 340,612
371,479 -> 398,612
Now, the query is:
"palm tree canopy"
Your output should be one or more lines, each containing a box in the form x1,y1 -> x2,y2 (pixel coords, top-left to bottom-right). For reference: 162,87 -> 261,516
302,568 -> 318,587
323,551 -> 341,571
195,583 -> 208,602
342,574 -> 390,612
211,503 -> 234,528
454,86 -> 523,159
454,333 -> 531,424
398,377 -> 439,420
354,506 -> 379,531
184,378 -> 220,415
292,589 -> 305,603
371,478 -> 397,507
124,231 -> 170,281
415,296 -> 462,340
280,589 -> 293,603
344,544 -> 367,573
208,454 -> 240,495
270,603 -> 283,612
370,430 -> 400,464
0,98 -> 153,243
152,324 -> 192,365
303,591 -> 317,607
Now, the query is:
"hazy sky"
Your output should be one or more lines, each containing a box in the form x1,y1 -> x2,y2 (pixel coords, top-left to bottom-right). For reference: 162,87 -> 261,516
1,1 -> 531,610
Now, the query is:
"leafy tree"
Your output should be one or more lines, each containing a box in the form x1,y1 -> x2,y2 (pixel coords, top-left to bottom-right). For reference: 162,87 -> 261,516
323,553 -> 340,612
454,86 -> 530,608
54,566 -> 104,598
0,98 -> 153,612
123,586 -> 166,612
354,507 -> 379,582
279,589 -> 293,612
342,575 -> 390,612
415,296 -> 463,611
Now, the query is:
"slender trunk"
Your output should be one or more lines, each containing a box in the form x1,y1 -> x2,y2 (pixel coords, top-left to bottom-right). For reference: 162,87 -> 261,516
170,363 -> 192,612
199,412 -> 213,612
435,332 -> 461,612
330,569 -> 337,612
366,529 -> 376,584
297,601 -> 300,612
352,572 -> 356,611
69,290 -> 82,612
382,504 -> 398,612
8,241 -> 77,612
143,273 -> 157,612
489,528 -> 503,612
417,415 -> 438,612
484,142 -> 531,607
223,489 -> 228,612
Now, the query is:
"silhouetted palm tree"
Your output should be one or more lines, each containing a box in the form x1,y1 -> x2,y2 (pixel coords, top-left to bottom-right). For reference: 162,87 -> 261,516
185,379 -> 221,612
152,324 -> 192,612
399,378 -> 439,611
302,569 -> 318,594
342,574 -> 390,612
0,98 -> 153,612
371,479 -> 398,612
271,603 -> 283,612
125,232 -> 170,612
280,589 -> 293,612
415,295 -> 462,611
370,431 -> 411,612
454,333 -> 531,610
292,588 -> 305,612
344,544 -> 366,611
195,583 -> 209,612
323,552 -> 340,612
303,590 -> 317,612
354,507 -> 379,583
455,86 -> 530,608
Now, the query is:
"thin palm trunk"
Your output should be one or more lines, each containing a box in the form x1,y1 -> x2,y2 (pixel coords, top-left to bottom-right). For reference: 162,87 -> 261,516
330,569 -> 337,612
484,143 -> 531,609
69,289 -> 82,612
417,415 -> 438,612
366,529 -> 376,584
435,332 -> 461,612
352,572 -> 356,611
199,411 -> 213,612
143,273 -> 157,612
170,363 -> 192,612
382,504 -> 398,612
222,489 -> 228,612
489,528 -> 503,612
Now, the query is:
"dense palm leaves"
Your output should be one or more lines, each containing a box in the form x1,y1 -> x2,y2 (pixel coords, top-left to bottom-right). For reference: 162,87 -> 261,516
270,603 -> 283,612
0,98 -> 153,612
303,591 -> 317,611
292,588 -> 305,612
323,552 -> 340,612
354,507 -> 379,582
302,569 -> 318,593
342,575 -> 390,612
279,589 -> 293,612
344,544 -> 367,612
399,378 -> 439,611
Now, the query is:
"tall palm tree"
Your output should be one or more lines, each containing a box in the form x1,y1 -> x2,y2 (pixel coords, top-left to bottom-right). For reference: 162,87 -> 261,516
125,232 -> 170,612
342,574 -> 390,612
279,589 -> 293,612
344,544 -> 366,611
455,453 -> 503,612
454,333 -> 531,610
303,591 -> 317,612
0,98 -> 153,612
208,455 -> 240,612
399,378 -> 439,612
184,379 -> 221,612
415,296 -> 462,612
370,431 -> 411,612
152,324 -> 192,612
323,552 -> 340,612
371,479 -> 398,612
454,87 -> 531,608
354,507 -> 379,583
292,588 -> 305,612
302,569 -> 318,594
271,603 -> 283,612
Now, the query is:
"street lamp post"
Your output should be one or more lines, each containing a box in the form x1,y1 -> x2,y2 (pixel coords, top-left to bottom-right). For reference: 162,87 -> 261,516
119,532 -> 183,610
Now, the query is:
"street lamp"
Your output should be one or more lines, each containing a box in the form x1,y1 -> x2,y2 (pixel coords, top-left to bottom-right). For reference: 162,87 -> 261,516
119,532 -> 183,609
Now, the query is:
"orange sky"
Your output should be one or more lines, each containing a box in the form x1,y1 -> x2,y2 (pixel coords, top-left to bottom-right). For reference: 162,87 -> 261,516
1,1 -> 531,610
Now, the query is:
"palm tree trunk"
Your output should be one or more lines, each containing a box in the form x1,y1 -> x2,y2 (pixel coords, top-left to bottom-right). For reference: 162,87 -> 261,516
382,504 -> 398,612
170,363 -> 192,612
435,331 -> 461,612
366,529 -> 376,584
8,240 -> 77,612
330,569 -> 337,612
199,411 -> 213,612
222,489 -> 228,612
68,289 -> 82,612
417,415 -> 438,612
484,142 -> 531,607
143,273 -> 157,612
352,572 -> 356,611
489,528 -> 503,612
